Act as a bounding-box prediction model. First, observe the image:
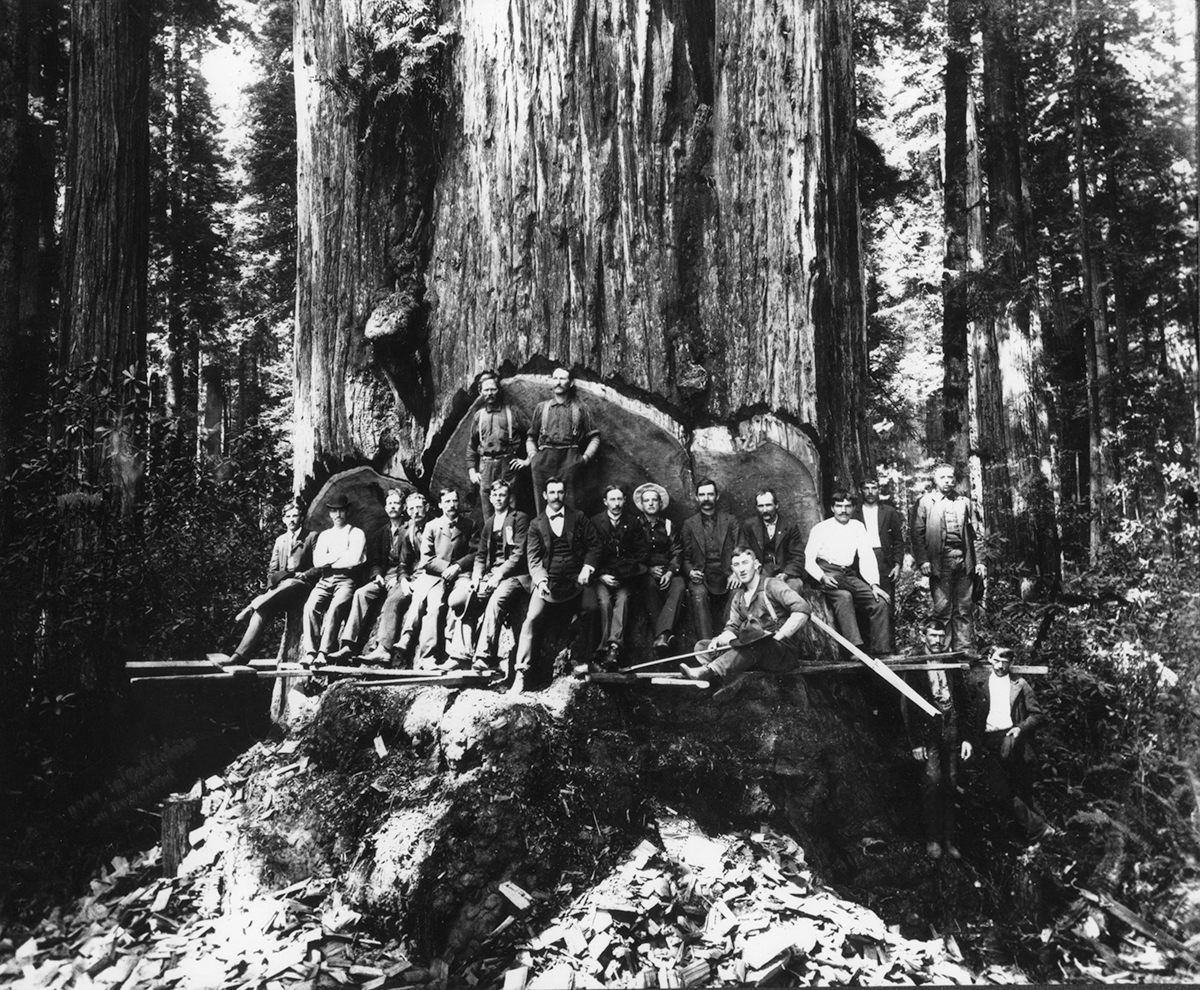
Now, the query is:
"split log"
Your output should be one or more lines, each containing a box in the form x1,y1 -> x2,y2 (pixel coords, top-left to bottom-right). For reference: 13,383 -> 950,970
161,792 -> 201,878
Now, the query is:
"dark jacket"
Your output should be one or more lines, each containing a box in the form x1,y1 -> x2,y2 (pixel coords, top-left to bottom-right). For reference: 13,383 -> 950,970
851,502 -> 905,573
913,492 -> 977,576
681,511 -> 739,594
965,670 -> 1044,747
590,511 -> 649,583
641,514 -> 683,573
268,530 -> 317,588
418,514 -> 478,576
901,659 -> 968,749
526,509 -> 602,594
367,522 -> 409,582
472,509 -> 530,581
738,515 -> 806,581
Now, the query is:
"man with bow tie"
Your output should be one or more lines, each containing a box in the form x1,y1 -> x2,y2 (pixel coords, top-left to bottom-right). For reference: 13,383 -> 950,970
512,476 -> 601,692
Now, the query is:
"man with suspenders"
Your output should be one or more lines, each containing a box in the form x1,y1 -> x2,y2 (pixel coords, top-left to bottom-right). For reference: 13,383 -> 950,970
467,371 -> 528,521
526,367 -> 600,512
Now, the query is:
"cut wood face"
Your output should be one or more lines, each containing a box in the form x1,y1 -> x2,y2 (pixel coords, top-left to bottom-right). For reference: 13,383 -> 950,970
306,466 -> 416,549
429,376 -> 821,530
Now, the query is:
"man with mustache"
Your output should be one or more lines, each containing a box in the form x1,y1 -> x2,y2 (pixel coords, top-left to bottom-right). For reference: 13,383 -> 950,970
526,366 -> 600,512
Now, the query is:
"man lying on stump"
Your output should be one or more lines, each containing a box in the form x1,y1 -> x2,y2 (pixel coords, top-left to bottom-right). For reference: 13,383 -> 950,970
679,545 -> 811,693
223,499 -> 318,665
512,476 -> 601,694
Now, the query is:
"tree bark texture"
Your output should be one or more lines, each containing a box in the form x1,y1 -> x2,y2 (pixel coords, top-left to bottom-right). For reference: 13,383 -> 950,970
59,0 -> 150,487
0,0 -> 57,538
976,0 -> 1054,568
293,0 -> 866,510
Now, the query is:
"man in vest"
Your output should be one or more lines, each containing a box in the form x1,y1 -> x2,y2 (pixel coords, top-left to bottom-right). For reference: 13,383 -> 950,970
467,371 -> 528,521
302,495 -> 367,666
526,366 -> 600,512
680,478 -> 740,641
410,487 -> 478,667
901,623 -> 972,860
738,488 -> 806,592
913,463 -> 985,651
357,491 -> 428,665
680,545 -> 811,690
222,499 -> 318,665
804,489 -> 892,657
590,485 -> 650,668
852,478 -> 905,652
513,476 -> 601,693
635,482 -> 686,651
327,488 -> 419,662
443,478 -> 531,672
966,644 -> 1055,842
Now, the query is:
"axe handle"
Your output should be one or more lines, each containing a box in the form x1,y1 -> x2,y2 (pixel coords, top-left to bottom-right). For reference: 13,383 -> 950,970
810,615 -> 941,718
619,632 -> 772,673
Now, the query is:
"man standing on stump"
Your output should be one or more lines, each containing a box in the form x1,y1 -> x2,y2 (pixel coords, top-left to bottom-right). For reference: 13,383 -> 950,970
590,485 -> 649,668
527,366 -> 600,512
467,371 -> 528,521
739,488 -> 806,592
681,478 -> 740,641
852,478 -> 904,652
914,463 -> 985,652
804,490 -> 892,658
680,545 -> 811,692
635,482 -> 686,652
513,476 -> 601,693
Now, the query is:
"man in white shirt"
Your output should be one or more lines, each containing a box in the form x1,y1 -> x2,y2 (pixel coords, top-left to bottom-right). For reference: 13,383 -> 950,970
302,494 -> 367,665
966,645 -> 1054,842
804,489 -> 892,656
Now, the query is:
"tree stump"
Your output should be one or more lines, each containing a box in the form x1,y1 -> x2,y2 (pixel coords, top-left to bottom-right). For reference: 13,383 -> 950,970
161,792 -> 202,878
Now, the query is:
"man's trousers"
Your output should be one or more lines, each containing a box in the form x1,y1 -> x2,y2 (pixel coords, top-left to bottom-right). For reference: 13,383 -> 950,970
233,578 -> 311,659
872,547 -> 897,652
817,561 -> 890,655
340,578 -> 412,651
687,581 -> 729,641
981,730 -> 1047,839
595,581 -> 633,646
643,573 -> 686,638
530,446 -> 583,512
930,549 -> 974,650
918,740 -> 959,842
303,574 -> 356,656
446,575 -> 530,661
703,636 -> 795,682
515,587 -> 598,679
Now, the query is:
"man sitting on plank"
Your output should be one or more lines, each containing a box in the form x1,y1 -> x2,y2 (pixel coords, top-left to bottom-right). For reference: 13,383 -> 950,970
444,478 -> 531,672
329,489 -> 426,664
223,499 -> 318,665
301,495 -> 367,666
804,489 -> 892,658
679,545 -> 811,689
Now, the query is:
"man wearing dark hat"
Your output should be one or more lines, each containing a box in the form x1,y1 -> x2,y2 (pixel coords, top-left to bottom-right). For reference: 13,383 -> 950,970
512,476 -> 601,692
680,545 -> 811,689
681,478 -> 740,641
590,484 -> 649,667
222,499 -> 318,665
526,367 -> 600,512
467,371 -> 528,522
635,482 -> 685,651
302,494 -> 367,665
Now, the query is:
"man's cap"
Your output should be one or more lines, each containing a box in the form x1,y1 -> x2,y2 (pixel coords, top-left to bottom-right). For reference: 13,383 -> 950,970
633,482 -> 670,512
327,494 -> 351,510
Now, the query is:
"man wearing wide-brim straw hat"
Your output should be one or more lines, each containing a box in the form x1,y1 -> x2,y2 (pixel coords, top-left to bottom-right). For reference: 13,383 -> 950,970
634,482 -> 686,652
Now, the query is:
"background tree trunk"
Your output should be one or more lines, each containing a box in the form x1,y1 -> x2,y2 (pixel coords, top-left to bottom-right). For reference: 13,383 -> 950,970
58,0 -> 150,494
293,0 -> 866,509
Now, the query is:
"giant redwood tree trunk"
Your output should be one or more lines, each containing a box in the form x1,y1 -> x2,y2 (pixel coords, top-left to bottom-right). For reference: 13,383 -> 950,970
59,0 -> 150,496
293,0 -> 866,522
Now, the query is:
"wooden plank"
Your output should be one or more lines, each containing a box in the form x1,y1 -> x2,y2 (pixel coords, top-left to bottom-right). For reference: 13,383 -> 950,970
127,660 -> 221,670
585,674 -> 708,690
318,665 -> 444,678
1078,888 -> 1200,965
810,615 -> 940,717
356,676 -> 493,689
130,672 -> 235,683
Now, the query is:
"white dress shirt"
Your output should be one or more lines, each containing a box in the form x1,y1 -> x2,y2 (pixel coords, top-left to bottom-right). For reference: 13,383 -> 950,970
861,504 -> 881,548
313,525 -> 366,570
986,673 -> 1015,731
804,517 -> 880,585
